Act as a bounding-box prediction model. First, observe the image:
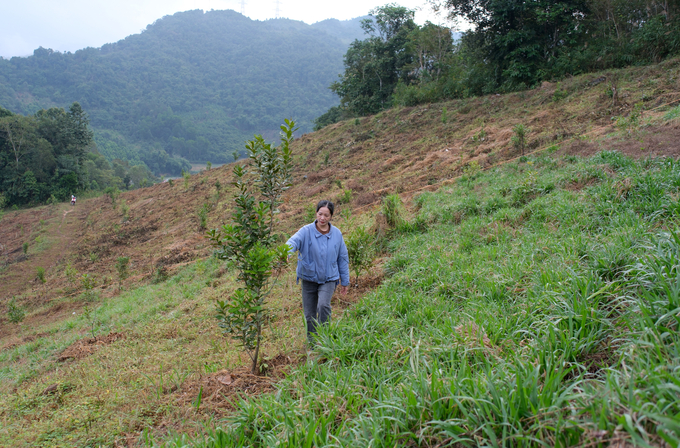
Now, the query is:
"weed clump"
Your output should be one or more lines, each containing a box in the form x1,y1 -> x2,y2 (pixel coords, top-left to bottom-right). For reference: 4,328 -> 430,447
7,297 -> 25,323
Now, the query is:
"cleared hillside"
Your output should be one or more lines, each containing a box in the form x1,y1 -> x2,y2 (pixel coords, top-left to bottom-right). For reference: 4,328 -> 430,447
0,59 -> 679,446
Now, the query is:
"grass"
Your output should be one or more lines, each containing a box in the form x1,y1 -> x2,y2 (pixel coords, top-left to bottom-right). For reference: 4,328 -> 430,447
154,151 -> 680,447
0,257 -> 306,447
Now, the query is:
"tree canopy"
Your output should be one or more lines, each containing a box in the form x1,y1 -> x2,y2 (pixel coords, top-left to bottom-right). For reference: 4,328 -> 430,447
318,0 -> 680,127
0,104 -> 153,207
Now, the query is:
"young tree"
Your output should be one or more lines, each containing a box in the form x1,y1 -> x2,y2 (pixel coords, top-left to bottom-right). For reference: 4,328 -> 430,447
207,119 -> 296,374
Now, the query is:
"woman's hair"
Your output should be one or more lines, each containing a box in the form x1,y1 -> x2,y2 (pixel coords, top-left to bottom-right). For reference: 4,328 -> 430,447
316,199 -> 334,216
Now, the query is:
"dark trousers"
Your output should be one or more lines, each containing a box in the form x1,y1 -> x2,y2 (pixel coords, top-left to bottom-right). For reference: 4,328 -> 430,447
301,280 -> 336,340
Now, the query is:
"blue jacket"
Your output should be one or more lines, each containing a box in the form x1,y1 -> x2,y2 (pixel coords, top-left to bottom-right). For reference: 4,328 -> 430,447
286,222 -> 350,286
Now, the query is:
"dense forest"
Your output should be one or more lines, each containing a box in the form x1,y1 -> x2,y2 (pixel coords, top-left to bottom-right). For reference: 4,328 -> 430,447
0,103 -> 153,207
0,10 -> 365,174
317,0 -> 680,127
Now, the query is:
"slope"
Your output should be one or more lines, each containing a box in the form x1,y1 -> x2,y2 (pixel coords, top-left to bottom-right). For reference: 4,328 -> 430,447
0,59 -> 679,446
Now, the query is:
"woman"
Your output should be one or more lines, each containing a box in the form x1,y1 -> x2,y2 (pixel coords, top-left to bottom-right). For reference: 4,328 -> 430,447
286,199 -> 349,341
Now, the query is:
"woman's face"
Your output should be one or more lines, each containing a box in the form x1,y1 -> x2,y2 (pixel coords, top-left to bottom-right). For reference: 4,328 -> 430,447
316,207 -> 332,226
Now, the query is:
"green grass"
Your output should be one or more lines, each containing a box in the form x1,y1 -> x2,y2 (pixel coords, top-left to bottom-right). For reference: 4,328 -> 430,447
0,257 -> 296,447
157,151 -> 680,447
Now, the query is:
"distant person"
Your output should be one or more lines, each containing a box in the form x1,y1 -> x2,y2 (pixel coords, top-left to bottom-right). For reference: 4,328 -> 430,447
286,199 -> 349,343
71,195 -> 76,206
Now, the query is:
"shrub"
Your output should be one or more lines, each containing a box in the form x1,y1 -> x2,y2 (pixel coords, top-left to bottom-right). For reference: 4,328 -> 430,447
22,242 -> 28,255
197,203 -> 211,230
511,124 -> 529,156
36,267 -> 46,284
382,194 -> 404,229
346,225 -> 374,286
120,201 -> 130,222
7,298 -> 25,323
104,187 -> 120,208
115,256 -> 130,290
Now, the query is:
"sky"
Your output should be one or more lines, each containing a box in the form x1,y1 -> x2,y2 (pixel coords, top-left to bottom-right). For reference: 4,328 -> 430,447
0,0 -> 458,59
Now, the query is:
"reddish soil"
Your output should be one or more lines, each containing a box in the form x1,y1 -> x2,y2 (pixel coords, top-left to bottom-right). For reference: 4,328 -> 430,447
57,331 -> 127,361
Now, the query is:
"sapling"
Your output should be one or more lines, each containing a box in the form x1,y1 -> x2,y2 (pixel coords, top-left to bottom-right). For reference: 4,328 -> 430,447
7,297 -> 25,323
346,225 -> 374,287
182,169 -> 191,190
208,119 -> 296,374
36,267 -> 46,284
65,263 -> 79,291
197,203 -> 211,230
382,194 -> 404,229
80,273 -> 97,302
115,256 -> 130,290
104,187 -> 120,208
512,124 -> 529,156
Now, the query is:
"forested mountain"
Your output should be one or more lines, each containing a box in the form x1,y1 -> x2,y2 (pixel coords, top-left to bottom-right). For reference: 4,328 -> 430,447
0,10 -> 365,174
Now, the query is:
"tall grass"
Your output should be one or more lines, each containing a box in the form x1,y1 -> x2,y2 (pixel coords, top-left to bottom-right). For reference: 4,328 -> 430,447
161,152 -> 680,446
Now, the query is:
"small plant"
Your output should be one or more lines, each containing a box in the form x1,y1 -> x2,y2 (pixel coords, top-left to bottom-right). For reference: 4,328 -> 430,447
441,106 -> 448,124
552,84 -> 567,102
7,297 -> 25,323
616,102 -> 644,136
120,201 -> 130,222
22,242 -> 28,255
382,194 -> 404,229
305,204 -> 316,223
80,273 -> 97,302
346,225 -> 374,286
182,169 -> 191,190
82,305 -> 100,339
0,192 -> 6,209
168,178 -> 174,186
471,128 -> 487,143
354,118 -> 361,126
511,124 -> 529,156
65,263 -> 79,290
115,257 -> 130,290
663,105 -> 680,121
153,266 -> 169,284
36,267 -> 46,284
206,161 -> 212,170
341,189 -> 353,205
323,152 -> 330,167
198,203 -> 211,230
463,160 -> 482,187
214,180 -> 222,202
104,187 -> 120,208
233,151 -> 239,162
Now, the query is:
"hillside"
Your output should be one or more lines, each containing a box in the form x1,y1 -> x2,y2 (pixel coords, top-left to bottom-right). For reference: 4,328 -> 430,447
0,59 -> 679,446
0,10 -> 365,173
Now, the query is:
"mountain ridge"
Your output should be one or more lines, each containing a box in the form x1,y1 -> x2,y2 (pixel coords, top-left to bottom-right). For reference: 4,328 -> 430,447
0,10 -> 367,173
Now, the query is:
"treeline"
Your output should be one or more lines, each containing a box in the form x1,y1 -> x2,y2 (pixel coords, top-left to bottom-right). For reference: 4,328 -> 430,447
0,10 -> 365,174
0,103 -> 154,207
317,0 -> 680,127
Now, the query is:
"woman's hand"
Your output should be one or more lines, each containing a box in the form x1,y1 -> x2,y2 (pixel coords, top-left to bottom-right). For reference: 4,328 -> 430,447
340,285 -> 348,295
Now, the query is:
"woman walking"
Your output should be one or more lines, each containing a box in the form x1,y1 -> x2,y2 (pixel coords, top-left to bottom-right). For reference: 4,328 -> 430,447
286,200 -> 349,342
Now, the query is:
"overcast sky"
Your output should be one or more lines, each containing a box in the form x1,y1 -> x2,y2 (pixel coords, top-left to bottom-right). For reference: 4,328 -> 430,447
0,0 -> 459,59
